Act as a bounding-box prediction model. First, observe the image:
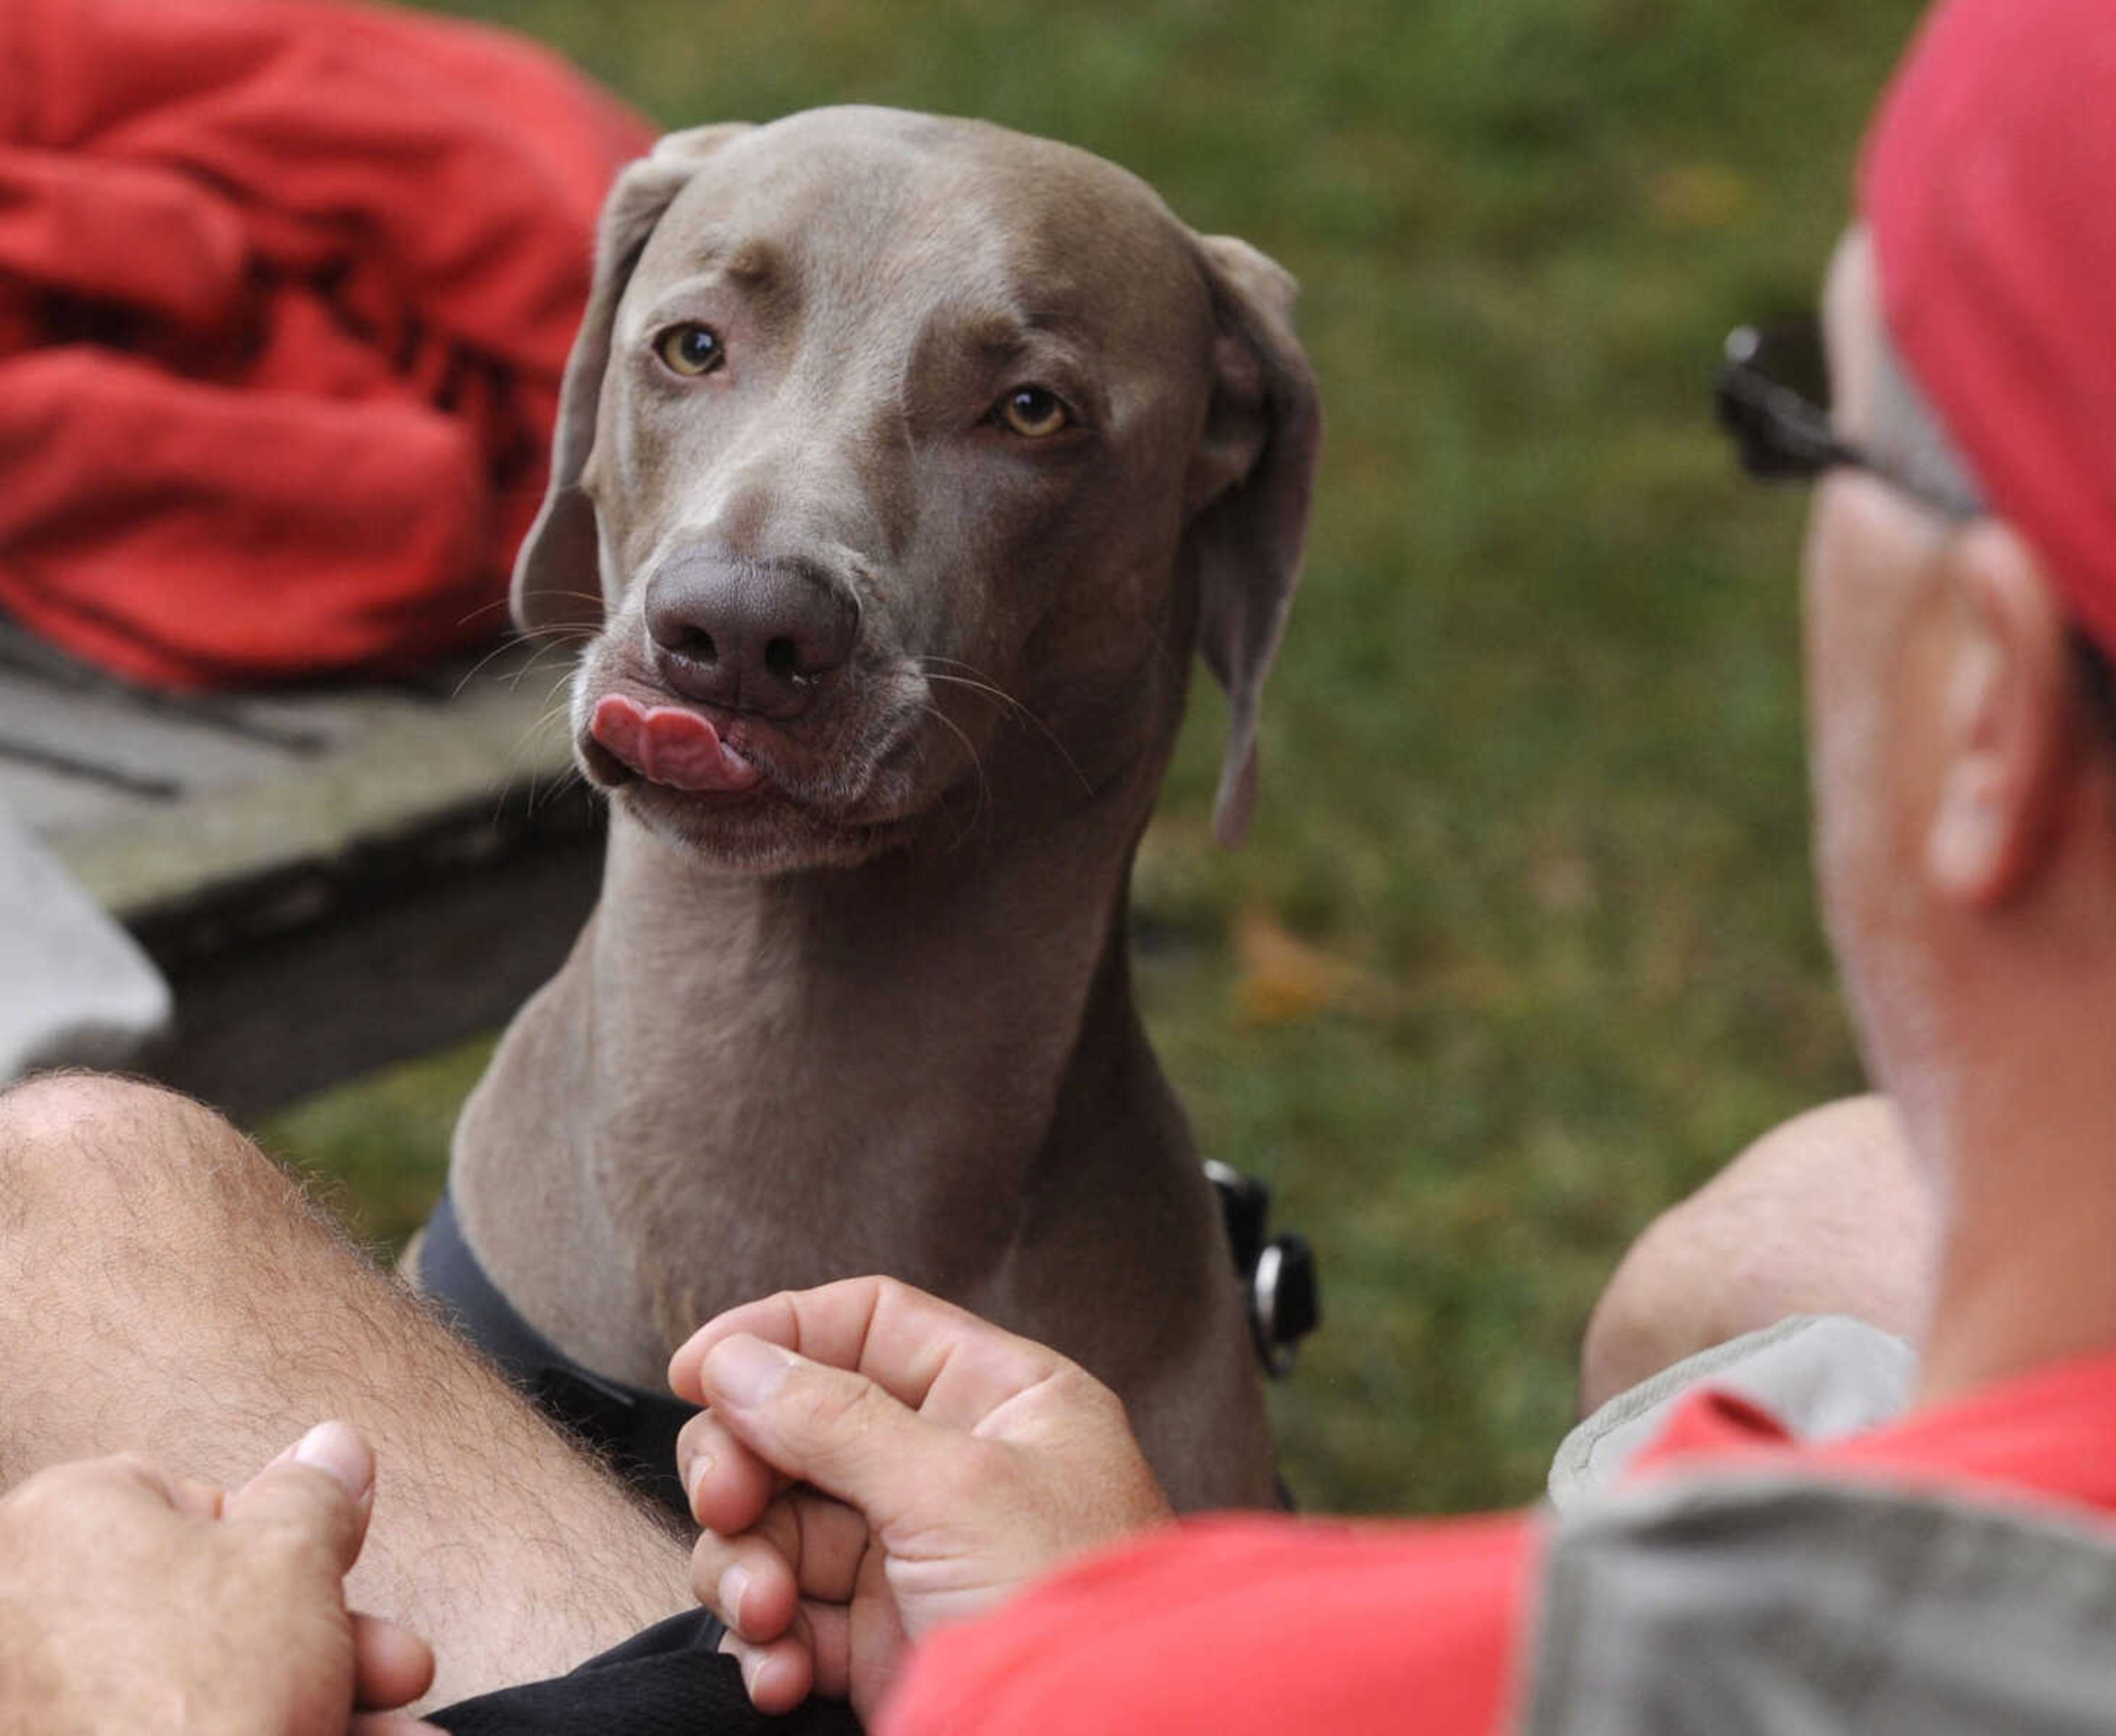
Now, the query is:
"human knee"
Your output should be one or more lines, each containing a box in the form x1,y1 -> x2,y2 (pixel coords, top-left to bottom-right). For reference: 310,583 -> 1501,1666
1578,1095 -> 1931,1415
2,1069 -> 191,1140
1579,1204 -> 1705,1415
0,1072 -> 256,1223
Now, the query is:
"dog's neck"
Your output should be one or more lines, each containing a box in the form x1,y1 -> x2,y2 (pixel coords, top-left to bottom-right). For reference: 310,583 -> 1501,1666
591,791 -> 1144,1193
453,750 -> 1180,1381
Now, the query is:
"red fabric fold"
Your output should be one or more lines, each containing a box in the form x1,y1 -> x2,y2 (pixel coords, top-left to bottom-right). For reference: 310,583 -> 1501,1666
0,0 -> 652,687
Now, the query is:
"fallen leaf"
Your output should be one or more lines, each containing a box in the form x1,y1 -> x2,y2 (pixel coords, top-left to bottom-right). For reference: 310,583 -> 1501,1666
1650,161 -> 1750,230
1233,906 -> 1386,1026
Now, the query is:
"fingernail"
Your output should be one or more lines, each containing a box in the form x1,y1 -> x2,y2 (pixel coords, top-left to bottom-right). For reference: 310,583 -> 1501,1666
736,1642 -> 782,1705
685,1448 -> 713,1518
292,1420 -> 373,1502
719,1562 -> 752,1627
704,1334 -> 794,1408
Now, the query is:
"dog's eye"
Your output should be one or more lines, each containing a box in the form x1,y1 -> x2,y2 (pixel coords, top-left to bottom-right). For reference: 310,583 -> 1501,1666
995,386 -> 1070,439
656,324 -> 725,378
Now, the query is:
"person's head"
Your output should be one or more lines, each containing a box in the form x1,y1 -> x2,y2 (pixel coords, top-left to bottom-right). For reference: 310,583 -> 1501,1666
1735,0 -> 2116,1183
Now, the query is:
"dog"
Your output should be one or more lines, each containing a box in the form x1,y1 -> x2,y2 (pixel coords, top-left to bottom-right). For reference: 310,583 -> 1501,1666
429,106 -> 1319,1512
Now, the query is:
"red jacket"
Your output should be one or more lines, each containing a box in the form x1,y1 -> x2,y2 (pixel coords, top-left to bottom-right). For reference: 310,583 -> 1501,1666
0,0 -> 650,687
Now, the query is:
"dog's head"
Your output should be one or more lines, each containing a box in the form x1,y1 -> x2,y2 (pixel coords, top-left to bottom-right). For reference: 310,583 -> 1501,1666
518,107 -> 1319,870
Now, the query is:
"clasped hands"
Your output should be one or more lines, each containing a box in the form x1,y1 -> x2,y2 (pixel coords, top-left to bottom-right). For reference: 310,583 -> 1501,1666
0,1280 -> 1163,1735
667,1276 -> 1175,1723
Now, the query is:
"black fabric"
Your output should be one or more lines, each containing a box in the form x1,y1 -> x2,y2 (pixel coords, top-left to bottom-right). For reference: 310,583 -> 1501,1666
422,1163 -> 1310,1518
428,1609 -> 865,1735
418,1190 -> 700,1515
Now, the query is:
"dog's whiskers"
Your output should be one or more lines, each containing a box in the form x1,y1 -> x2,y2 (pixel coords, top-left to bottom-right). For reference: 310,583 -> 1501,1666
490,680 -> 589,824
503,644 -> 582,693
916,659 -> 1094,796
916,700 -> 992,853
453,594 -> 517,630
448,633 -> 538,698
446,624 -> 590,700
1137,620 -> 1187,694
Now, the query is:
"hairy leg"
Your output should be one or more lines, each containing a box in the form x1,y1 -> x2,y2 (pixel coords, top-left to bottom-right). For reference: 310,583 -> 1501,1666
0,1073 -> 693,1707
1579,1093 -> 1939,1415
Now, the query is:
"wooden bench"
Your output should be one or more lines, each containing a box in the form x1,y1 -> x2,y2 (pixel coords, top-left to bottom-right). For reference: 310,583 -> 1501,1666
0,626 -> 601,1119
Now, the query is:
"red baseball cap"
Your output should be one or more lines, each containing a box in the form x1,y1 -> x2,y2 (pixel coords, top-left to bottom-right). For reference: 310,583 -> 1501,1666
1861,0 -> 2116,656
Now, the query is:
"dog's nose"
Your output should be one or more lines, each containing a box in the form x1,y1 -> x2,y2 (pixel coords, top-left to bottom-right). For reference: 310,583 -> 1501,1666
643,554 -> 859,720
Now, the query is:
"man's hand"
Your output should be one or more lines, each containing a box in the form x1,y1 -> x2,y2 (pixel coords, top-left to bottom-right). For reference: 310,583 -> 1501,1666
666,1277 -> 1173,1723
0,1422 -> 436,1736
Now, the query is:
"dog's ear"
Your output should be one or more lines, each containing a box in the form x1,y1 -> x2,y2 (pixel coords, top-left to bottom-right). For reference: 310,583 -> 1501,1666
1185,234 -> 1322,848
511,124 -> 752,638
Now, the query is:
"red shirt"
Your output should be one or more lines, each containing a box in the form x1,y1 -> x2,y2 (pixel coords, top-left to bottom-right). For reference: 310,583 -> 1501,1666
881,1348 -> 2116,1735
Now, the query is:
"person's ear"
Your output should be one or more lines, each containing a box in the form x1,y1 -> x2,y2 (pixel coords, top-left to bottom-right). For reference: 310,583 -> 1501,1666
1924,521 -> 2077,905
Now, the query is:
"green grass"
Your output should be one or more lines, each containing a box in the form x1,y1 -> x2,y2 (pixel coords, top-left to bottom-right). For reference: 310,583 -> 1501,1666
259,0 -> 1926,1517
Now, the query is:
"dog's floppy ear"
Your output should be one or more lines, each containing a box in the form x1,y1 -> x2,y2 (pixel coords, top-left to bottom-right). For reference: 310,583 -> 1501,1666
1185,235 -> 1322,848
512,124 -> 752,638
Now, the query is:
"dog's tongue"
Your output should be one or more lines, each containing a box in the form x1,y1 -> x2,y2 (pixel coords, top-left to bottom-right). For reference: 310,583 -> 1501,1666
590,695 -> 763,794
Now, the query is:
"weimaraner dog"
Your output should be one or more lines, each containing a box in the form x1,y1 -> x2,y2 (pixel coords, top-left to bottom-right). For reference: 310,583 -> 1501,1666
427,106 -> 1320,1513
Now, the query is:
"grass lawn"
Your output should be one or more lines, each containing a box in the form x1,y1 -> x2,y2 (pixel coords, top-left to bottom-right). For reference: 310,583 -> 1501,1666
261,0 -> 1928,1518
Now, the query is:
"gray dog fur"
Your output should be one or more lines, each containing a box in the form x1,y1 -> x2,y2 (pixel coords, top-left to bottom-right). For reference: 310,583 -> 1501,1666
445,106 -> 1320,1511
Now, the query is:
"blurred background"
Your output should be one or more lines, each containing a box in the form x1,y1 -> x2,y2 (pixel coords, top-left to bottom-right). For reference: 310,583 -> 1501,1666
258,0 -> 1929,1516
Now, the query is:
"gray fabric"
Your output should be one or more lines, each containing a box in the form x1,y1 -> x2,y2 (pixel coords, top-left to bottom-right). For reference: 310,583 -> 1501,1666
1548,1315 -> 1918,1512
0,801 -> 170,1080
1523,1473 -> 2116,1735
1869,319 -> 1985,521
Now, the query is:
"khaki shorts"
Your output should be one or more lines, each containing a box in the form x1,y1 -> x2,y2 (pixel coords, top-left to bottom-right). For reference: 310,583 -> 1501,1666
1546,1313 -> 1918,1511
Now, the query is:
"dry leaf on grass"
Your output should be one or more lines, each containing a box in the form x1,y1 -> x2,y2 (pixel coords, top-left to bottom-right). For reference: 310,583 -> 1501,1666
1233,906 -> 1395,1027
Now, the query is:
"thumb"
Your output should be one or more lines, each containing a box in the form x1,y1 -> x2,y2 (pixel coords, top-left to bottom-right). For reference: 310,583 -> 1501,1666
700,1334 -> 967,1527
225,1420 -> 375,1576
